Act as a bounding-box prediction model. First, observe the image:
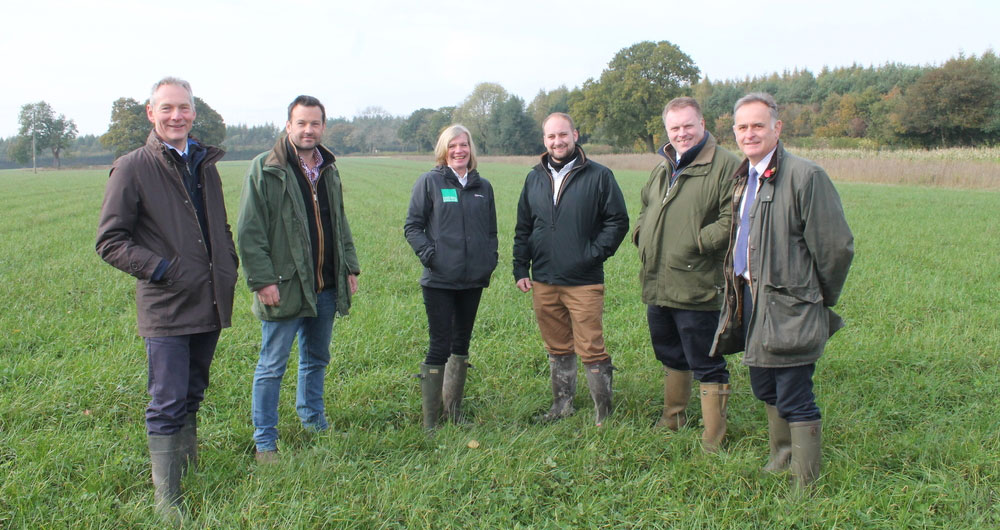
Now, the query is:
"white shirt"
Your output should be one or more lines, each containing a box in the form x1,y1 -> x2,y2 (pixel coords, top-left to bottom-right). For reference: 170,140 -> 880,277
449,166 -> 468,188
736,147 -> 777,280
547,158 -> 577,204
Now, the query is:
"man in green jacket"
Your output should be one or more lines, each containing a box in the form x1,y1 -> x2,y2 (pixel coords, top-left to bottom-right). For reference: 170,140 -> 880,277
238,95 -> 361,462
711,93 -> 853,490
634,97 -> 739,452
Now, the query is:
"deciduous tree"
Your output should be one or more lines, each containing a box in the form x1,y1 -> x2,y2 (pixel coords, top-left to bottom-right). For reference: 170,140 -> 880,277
12,101 -> 78,169
571,41 -> 699,152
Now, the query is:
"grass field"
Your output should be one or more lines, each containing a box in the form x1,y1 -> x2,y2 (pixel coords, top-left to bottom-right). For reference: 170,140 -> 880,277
1,156 -> 998,528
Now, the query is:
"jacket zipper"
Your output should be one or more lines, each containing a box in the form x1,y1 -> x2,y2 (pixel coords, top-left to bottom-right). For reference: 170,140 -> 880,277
308,180 -> 325,292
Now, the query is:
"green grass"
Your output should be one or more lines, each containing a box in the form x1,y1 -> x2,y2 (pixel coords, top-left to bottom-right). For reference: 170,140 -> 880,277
1,158 -> 998,528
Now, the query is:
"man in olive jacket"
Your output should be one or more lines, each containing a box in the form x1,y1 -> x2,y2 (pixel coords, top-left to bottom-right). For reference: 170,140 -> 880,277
711,93 -> 853,490
238,96 -> 361,462
96,77 -> 238,522
513,112 -> 629,427
633,97 -> 739,452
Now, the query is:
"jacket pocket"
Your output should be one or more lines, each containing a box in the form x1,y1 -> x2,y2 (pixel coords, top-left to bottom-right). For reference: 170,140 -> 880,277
759,286 -> 828,355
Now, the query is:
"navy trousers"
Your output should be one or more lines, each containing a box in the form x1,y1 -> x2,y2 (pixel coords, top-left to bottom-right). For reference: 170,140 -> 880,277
144,330 -> 220,435
646,305 -> 728,383
743,283 -> 820,422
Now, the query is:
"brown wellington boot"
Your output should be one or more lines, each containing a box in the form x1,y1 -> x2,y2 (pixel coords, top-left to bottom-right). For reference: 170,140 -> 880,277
789,420 -> 822,490
179,412 -> 197,475
537,353 -> 577,422
584,359 -> 614,427
763,404 -> 792,473
418,363 -> 445,430
148,432 -> 185,526
442,354 -> 470,423
699,382 -> 732,453
655,367 -> 692,430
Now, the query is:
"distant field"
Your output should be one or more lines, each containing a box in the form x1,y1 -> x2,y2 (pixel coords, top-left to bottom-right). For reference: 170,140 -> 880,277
1,159 -> 997,527
467,146 -> 1000,190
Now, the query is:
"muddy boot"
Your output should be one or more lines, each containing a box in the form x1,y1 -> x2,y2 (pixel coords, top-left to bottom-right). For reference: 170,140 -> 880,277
655,367 -> 692,430
699,382 -> 731,453
789,420 -> 822,490
442,354 -> 470,423
179,412 -> 197,475
763,404 -> 792,473
148,432 -> 185,526
538,353 -> 577,422
584,359 -> 614,427
418,363 -> 445,430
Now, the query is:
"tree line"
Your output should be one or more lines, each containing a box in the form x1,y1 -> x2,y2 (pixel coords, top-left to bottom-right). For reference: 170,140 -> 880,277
5,43 -> 998,168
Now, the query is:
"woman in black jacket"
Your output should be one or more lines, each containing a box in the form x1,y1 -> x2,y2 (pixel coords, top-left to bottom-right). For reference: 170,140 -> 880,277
404,124 -> 498,429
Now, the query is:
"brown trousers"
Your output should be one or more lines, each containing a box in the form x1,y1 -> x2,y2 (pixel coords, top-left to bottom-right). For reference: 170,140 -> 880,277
531,282 -> 610,364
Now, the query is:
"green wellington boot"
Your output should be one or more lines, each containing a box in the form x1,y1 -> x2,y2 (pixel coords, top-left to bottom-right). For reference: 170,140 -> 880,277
584,359 -> 614,427
789,420 -> 822,490
442,354 -> 470,423
148,432 -> 185,525
418,363 -> 445,430
763,405 -> 792,473
179,412 -> 197,475
656,367 -> 692,430
538,353 -> 577,422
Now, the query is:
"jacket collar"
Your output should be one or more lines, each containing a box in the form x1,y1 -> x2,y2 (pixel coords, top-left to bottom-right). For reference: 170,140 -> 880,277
434,165 -> 481,188
733,141 -> 782,182
264,135 -> 337,171
145,130 -> 223,168
537,145 -> 589,173
660,132 -> 717,173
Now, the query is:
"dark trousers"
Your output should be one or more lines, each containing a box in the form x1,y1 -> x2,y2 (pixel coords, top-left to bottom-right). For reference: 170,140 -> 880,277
743,283 -> 820,422
422,286 -> 483,365
144,330 -> 220,435
646,305 -> 728,383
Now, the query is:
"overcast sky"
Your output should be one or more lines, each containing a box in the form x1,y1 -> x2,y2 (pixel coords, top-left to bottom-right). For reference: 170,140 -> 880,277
2,0 -> 996,138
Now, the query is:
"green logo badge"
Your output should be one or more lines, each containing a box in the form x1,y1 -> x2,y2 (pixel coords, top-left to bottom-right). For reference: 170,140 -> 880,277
442,188 -> 458,203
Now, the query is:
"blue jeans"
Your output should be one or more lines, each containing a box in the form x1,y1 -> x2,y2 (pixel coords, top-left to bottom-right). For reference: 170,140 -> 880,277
252,290 -> 336,452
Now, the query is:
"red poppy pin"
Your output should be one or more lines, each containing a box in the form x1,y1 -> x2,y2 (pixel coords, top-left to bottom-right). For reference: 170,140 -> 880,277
763,168 -> 775,179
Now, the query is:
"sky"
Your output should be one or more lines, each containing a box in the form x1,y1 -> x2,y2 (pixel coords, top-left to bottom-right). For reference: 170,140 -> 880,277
2,0 -> 997,138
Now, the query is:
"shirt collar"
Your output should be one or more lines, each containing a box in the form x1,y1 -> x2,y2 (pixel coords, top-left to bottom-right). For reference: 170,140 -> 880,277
751,146 -> 778,178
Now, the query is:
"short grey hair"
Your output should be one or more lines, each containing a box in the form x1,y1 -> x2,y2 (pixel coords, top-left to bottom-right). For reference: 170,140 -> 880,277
733,92 -> 778,121
150,77 -> 195,108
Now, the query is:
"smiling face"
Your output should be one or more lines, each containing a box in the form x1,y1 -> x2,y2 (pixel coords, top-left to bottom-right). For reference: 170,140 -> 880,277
147,83 -> 196,151
733,101 -> 782,165
543,116 -> 579,162
664,105 -> 706,156
286,104 -> 326,153
447,132 -> 471,173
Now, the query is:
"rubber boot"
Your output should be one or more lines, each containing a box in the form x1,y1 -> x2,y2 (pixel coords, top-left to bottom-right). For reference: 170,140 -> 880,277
418,363 -> 445,430
699,382 -> 731,453
655,367 -> 692,430
538,353 -> 577,422
442,354 -> 470,423
763,404 -> 792,473
148,432 -> 185,526
789,420 -> 822,490
179,412 -> 197,475
584,359 -> 614,427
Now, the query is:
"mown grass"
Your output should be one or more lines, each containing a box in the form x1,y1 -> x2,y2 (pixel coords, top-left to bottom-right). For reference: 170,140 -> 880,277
1,157 -> 998,528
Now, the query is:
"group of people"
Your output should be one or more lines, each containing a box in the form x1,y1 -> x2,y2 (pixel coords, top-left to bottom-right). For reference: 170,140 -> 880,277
96,76 -> 853,523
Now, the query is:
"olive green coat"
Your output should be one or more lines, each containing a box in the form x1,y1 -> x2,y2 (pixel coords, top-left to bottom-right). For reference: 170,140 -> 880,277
237,137 -> 361,322
634,133 -> 740,311
710,143 -> 854,367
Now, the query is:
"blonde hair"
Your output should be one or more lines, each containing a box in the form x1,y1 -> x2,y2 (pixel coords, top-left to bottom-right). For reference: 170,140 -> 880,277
434,124 -> 478,170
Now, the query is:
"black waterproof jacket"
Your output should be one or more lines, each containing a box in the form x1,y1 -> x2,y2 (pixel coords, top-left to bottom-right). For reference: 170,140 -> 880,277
512,148 -> 628,286
404,166 -> 498,289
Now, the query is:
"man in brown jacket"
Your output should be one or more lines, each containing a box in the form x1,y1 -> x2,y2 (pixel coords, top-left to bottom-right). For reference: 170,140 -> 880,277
96,77 -> 238,522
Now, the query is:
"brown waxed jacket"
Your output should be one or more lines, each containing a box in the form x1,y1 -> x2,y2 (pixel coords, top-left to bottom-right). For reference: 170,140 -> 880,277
96,131 -> 239,337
